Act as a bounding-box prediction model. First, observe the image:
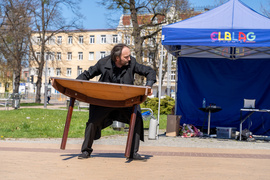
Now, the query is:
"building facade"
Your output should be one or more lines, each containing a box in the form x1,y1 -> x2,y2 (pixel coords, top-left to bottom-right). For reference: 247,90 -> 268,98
29,29 -> 119,94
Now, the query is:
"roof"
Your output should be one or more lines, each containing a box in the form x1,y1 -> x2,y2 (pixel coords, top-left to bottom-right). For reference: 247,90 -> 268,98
162,0 -> 270,59
121,14 -> 165,26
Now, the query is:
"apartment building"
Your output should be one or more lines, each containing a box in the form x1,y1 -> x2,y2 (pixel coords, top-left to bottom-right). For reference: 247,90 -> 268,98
29,29 -> 119,94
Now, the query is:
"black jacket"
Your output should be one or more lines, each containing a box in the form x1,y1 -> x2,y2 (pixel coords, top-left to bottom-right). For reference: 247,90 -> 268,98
76,55 -> 156,86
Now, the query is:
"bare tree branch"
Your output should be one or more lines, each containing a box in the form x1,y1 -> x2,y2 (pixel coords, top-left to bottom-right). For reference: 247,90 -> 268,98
99,0 -> 192,87
27,0 -> 83,103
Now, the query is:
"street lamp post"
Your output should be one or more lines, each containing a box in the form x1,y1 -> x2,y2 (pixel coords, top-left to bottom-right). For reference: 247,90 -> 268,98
157,45 -> 164,138
44,58 -> 48,108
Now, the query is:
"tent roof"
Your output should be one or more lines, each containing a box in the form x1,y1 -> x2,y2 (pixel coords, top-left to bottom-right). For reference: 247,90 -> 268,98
165,0 -> 270,29
162,0 -> 270,59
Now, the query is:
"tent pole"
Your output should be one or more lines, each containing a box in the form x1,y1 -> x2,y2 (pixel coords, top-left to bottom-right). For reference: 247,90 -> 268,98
157,45 -> 164,137
167,53 -> 172,97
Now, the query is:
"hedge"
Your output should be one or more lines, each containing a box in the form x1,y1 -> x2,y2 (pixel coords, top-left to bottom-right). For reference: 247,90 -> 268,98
140,96 -> 175,115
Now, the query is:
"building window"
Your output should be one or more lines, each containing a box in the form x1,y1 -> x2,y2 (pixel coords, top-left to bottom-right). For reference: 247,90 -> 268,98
57,36 -> 62,44
101,35 -> 106,44
67,68 -> 72,76
124,35 -> 130,45
37,36 -> 41,43
160,51 -> 165,60
46,52 -> 54,61
78,52 -> 83,60
57,52 -> 61,60
67,52 -> 72,60
48,68 -> 51,76
79,36 -> 83,44
89,52 -> 94,60
89,35 -> 95,44
148,52 -> 154,63
56,68 -> 61,76
100,51 -> 106,59
45,53 -> 49,61
68,36 -> 73,44
149,37 -> 156,47
77,68 -> 82,76
172,56 -> 177,63
171,71 -> 176,81
48,36 -> 55,45
36,52 -> 40,60
112,35 -> 118,43
35,68 -> 39,76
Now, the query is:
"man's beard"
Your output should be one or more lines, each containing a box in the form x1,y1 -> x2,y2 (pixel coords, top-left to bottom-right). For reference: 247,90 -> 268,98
120,59 -> 129,66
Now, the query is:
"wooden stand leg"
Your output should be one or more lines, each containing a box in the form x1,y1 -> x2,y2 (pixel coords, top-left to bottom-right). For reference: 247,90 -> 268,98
125,104 -> 138,158
60,97 -> 75,150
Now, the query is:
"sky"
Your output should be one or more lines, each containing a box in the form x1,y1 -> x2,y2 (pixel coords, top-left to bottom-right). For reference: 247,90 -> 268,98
77,0 -> 270,29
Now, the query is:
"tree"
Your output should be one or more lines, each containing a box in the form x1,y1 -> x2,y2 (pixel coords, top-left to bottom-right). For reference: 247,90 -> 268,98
0,0 -> 31,94
27,0 -> 82,103
141,3 -> 191,89
100,0 -> 191,87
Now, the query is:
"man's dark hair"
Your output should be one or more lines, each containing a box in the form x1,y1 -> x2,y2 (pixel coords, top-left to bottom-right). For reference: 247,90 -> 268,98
111,44 -> 129,62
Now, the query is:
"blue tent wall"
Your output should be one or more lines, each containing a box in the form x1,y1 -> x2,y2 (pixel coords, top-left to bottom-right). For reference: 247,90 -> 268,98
177,57 -> 270,135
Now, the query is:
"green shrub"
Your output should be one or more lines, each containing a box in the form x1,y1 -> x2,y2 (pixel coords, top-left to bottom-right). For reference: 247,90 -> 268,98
141,96 -> 175,115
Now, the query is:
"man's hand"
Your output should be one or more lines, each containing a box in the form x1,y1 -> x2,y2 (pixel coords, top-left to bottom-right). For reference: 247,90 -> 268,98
147,87 -> 153,96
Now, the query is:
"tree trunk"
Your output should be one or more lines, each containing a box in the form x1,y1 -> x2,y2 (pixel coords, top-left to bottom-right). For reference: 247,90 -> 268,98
13,61 -> 21,94
130,0 -> 144,86
35,1 -> 46,103
35,65 -> 44,103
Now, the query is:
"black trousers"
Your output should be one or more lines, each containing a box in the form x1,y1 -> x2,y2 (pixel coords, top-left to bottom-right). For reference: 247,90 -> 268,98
81,105 -> 143,156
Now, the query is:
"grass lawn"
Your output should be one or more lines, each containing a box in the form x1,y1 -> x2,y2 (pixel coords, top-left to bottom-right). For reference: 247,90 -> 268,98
0,108 -> 167,139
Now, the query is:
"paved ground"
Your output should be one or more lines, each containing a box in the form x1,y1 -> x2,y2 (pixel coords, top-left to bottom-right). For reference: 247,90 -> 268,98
1,103 -> 270,179
1,134 -> 270,180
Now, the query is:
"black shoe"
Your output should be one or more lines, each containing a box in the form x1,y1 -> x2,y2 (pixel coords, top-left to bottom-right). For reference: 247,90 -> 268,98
129,153 -> 145,161
78,151 -> 90,159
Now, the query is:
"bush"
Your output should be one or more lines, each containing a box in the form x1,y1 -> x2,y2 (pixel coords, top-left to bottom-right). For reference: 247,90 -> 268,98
141,96 -> 175,115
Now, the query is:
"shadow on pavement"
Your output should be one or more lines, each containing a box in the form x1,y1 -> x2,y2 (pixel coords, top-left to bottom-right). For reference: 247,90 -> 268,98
125,155 -> 153,163
60,153 -> 153,162
61,153 -> 127,160
61,154 -> 81,160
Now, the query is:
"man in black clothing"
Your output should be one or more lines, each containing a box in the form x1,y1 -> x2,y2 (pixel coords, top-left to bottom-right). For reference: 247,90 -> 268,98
76,44 -> 156,160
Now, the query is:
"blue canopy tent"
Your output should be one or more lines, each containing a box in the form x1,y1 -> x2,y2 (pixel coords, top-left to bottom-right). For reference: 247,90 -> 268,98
161,0 -> 270,135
